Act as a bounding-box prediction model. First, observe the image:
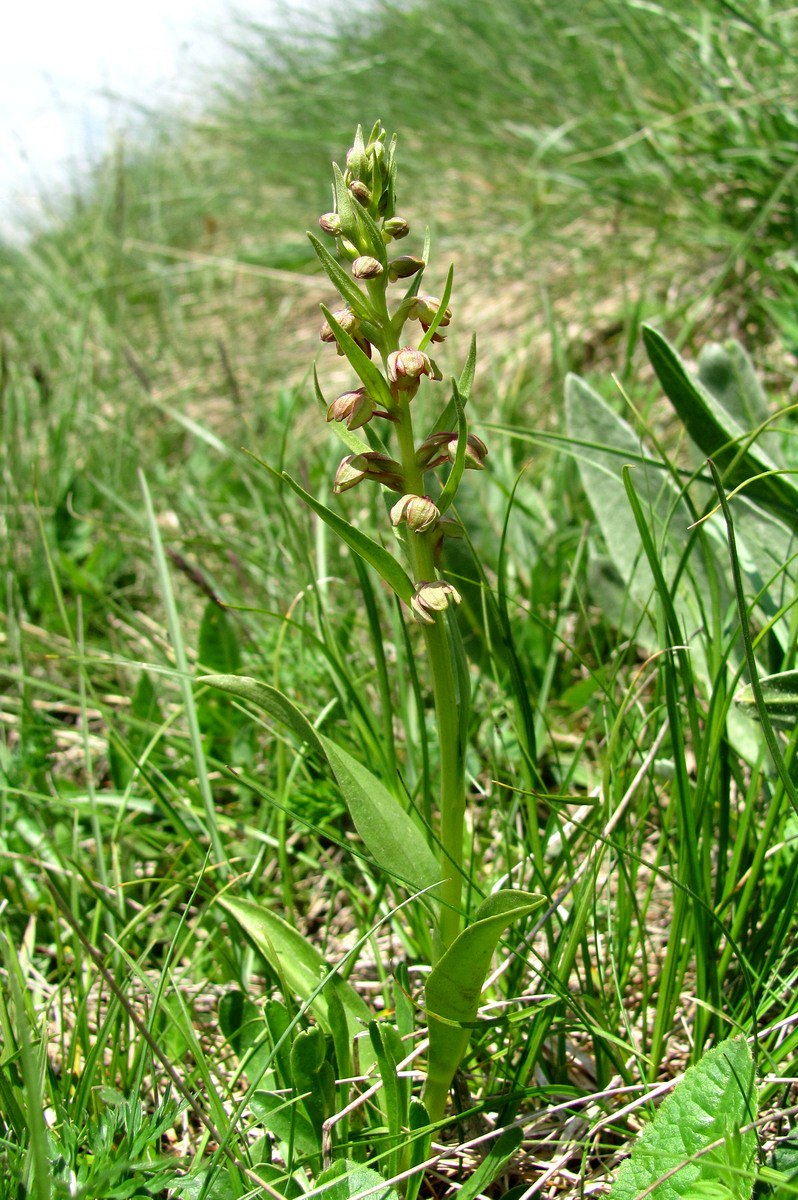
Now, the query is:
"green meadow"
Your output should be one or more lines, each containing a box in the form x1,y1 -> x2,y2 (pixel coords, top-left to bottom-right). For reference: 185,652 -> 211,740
2,1 -> 798,1196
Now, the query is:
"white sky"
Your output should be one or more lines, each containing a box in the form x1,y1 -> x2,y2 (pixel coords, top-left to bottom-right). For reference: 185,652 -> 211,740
0,0 -> 277,238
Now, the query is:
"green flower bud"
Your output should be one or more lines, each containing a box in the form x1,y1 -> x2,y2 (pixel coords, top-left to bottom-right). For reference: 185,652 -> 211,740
453,433 -> 489,470
349,180 -> 371,207
318,212 -> 342,237
333,452 -> 404,494
387,347 -> 434,391
327,387 -> 375,430
409,295 -> 452,329
320,306 -> 360,343
390,494 -> 440,534
410,580 -> 462,625
383,216 -> 410,240
352,256 -> 384,280
388,255 -> 425,282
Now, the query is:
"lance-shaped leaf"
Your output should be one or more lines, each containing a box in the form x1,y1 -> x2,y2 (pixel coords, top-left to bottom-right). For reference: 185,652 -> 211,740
321,304 -> 396,413
418,265 -> 454,352
429,333 -> 476,436
424,890 -> 543,1119
279,470 -> 414,604
196,674 -> 324,755
218,897 -> 371,1039
199,675 -> 438,898
735,669 -> 798,731
436,381 -> 468,515
320,735 -> 440,898
308,234 -> 377,324
642,324 -> 798,527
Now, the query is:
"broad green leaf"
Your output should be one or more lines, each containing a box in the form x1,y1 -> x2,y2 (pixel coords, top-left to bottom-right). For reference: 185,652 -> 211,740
418,265 -> 454,352
320,304 -> 396,413
642,325 -> 798,527
291,1026 -> 335,1136
735,669 -> 798,730
217,896 -> 371,1039
729,497 -> 798,652
319,734 -> 440,898
308,234 -> 377,324
609,1036 -> 757,1200
698,340 -> 775,453
196,674 -> 324,756
424,890 -> 543,1117
251,1091 -> 320,1158
314,1160 -> 399,1200
198,602 -> 240,674
279,471 -> 415,604
564,372 -> 709,608
436,381 -> 468,515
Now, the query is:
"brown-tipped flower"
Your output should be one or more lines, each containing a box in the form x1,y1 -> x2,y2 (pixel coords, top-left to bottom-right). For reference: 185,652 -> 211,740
383,216 -> 410,240
352,256 -> 384,280
410,580 -> 462,625
327,387 -> 375,430
388,255 -> 425,282
318,212 -> 342,237
349,180 -> 371,206
387,347 -> 434,391
416,431 -> 488,470
409,295 -> 453,330
333,452 -> 404,494
390,494 -> 440,534
451,433 -> 489,470
320,306 -> 360,343
415,431 -> 450,468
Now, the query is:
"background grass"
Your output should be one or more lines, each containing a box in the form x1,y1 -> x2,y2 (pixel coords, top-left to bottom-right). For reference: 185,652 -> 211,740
2,0 -> 798,1195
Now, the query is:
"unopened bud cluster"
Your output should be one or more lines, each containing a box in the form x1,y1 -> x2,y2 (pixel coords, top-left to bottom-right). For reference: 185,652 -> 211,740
312,122 -> 488,625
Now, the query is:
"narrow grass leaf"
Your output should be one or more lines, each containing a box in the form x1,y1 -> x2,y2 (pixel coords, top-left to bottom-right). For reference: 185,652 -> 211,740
455,1127 -> 524,1200
609,1035 -> 756,1200
140,469 -> 227,872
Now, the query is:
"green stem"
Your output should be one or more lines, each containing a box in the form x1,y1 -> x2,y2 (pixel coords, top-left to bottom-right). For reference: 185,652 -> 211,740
370,275 -> 467,957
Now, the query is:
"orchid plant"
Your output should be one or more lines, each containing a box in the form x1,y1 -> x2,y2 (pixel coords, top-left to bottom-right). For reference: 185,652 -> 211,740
204,122 -> 541,1127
